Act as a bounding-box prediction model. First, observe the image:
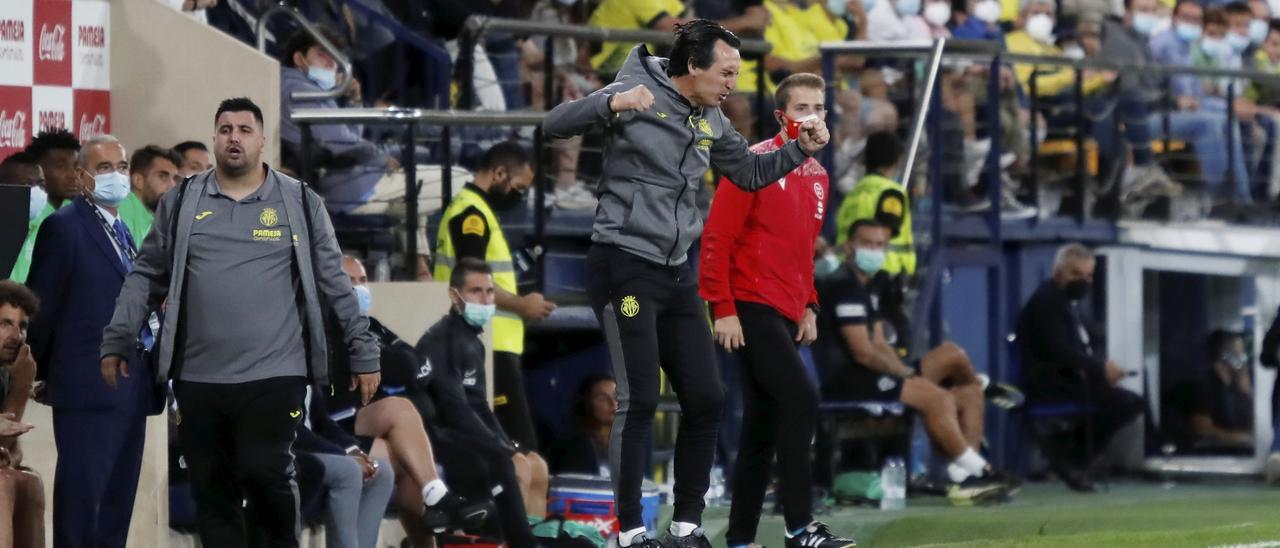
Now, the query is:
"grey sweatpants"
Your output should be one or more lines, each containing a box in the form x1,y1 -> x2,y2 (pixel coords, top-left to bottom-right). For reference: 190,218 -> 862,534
313,453 -> 395,548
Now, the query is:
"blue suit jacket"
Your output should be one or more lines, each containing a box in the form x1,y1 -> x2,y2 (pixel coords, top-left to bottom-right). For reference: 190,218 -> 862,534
27,197 -> 148,410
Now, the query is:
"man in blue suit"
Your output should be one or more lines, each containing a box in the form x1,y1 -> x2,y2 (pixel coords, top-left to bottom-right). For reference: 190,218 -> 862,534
26,134 -> 156,548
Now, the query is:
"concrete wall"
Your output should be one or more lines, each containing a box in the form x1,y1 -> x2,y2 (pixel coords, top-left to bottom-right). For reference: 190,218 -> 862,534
110,0 -> 281,164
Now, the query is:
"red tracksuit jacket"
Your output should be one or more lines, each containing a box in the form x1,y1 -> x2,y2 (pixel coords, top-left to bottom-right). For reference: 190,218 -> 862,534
700,134 -> 828,323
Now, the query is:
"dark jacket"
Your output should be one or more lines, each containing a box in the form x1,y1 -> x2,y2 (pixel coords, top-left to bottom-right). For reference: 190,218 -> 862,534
27,197 -> 151,410
543,44 -> 811,266
414,310 -> 513,448
100,168 -> 380,386
1016,280 -> 1107,398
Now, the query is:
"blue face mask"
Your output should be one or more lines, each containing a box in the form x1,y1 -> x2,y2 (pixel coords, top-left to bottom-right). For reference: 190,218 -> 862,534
1250,19 -> 1269,44
353,284 -> 372,315
815,252 -> 841,278
91,171 -> 130,207
896,0 -> 922,16
307,65 -> 337,90
1176,22 -> 1203,42
462,301 -> 496,327
828,0 -> 849,16
1226,32 -> 1251,52
1200,36 -> 1225,57
1132,12 -> 1159,36
854,248 -> 886,274
28,185 -> 47,221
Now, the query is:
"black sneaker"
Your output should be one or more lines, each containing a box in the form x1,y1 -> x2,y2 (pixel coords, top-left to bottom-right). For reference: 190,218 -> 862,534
420,492 -> 494,533
784,522 -> 857,548
946,474 -> 1012,506
626,533 -> 664,548
660,528 -> 713,548
983,381 -> 1025,410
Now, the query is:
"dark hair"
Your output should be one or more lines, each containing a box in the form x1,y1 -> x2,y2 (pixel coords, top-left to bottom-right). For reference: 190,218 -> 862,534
25,129 -> 80,161
129,145 -> 183,177
1173,0 -> 1203,17
1224,1 -> 1252,16
280,26 -> 349,67
449,257 -> 493,288
1,151 -> 38,168
1204,6 -> 1227,25
668,19 -> 741,78
215,97 -> 264,128
477,141 -> 530,174
846,218 -> 887,242
1207,329 -> 1244,359
774,73 -> 826,113
1270,19 -> 1280,37
573,374 -> 615,425
864,131 -> 903,173
173,141 -> 208,155
0,280 -> 39,319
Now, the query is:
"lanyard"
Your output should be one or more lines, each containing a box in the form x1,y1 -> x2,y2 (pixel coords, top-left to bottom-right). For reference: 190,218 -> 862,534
89,201 -> 137,265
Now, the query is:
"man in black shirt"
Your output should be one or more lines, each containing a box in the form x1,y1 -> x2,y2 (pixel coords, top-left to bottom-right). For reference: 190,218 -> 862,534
1016,243 -> 1143,492
816,220 -> 1017,505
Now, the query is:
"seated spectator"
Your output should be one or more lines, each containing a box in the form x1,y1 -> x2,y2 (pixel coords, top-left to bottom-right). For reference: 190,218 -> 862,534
1250,22 -> 1280,197
294,385 -> 395,548
173,140 -> 212,178
588,0 -> 691,77
0,281 -> 43,548
1149,0 -> 1253,206
9,130 -> 80,283
1006,0 -> 1111,98
119,145 -> 182,243
1222,1 -> 1280,199
1015,243 -> 1144,492
328,256 -> 494,546
816,220 -> 1020,505
1188,330 -> 1255,450
389,258 -> 539,546
549,376 -> 616,477
905,0 -> 955,38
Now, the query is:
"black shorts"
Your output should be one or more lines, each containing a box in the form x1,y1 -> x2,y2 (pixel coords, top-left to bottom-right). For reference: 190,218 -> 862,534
823,360 -> 919,402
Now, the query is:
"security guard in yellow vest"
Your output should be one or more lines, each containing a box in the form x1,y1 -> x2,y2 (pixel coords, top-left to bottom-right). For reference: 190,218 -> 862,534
835,131 -> 915,355
434,142 -> 556,451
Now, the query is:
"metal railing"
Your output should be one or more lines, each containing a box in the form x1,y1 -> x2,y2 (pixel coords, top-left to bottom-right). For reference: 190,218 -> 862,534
290,108 -> 548,279
254,3 -> 354,101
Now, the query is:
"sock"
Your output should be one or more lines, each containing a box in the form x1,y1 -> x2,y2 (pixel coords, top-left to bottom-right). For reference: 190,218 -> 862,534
669,521 -> 698,537
953,448 -> 989,479
619,527 -> 648,547
946,462 -> 973,483
421,479 -> 448,506
976,372 -> 991,390
785,524 -> 810,538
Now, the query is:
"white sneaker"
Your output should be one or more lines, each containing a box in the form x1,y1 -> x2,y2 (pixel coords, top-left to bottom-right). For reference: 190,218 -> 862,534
963,139 -> 992,188
999,178 -> 1038,220
553,181 -> 598,210
1124,165 -> 1183,200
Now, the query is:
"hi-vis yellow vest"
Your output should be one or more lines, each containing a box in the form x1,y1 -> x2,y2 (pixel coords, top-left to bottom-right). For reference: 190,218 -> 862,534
434,187 -> 523,354
835,174 -> 917,275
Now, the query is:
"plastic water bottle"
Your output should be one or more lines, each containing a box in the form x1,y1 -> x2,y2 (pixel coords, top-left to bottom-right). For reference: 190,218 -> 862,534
706,465 -> 727,506
880,457 -> 906,510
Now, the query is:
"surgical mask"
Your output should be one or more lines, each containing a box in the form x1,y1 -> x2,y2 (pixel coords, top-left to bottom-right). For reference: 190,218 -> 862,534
1176,22 -> 1203,42
1200,36 -> 1225,57
780,113 -> 819,140
1226,31 -> 1251,53
924,2 -> 952,26
1063,279 -> 1091,300
815,252 -> 841,277
897,0 -> 922,17
854,248 -> 886,274
461,301 -> 496,327
1221,352 -> 1249,371
974,0 -> 1001,23
354,284 -> 372,315
1026,13 -> 1056,44
307,65 -> 337,90
1132,12 -> 1160,35
1064,45 -> 1086,59
1251,19 -> 1269,44
91,171 -> 130,207
829,0 -> 849,16
28,185 -> 47,221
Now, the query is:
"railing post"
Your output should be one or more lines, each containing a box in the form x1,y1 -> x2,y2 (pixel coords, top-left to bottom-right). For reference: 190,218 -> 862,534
1074,65 -> 1086,224
441,125 -> 453,210
928,60 -> 946,349
403,122 -> 419,279
755,53 -> 767,141
534,125 -> 547,292
1029,72 -> 1040,217
300,123 -> 314,185
1227,81 -> 1238,204
986,55 -> 1001,227
458,30 -> 476,110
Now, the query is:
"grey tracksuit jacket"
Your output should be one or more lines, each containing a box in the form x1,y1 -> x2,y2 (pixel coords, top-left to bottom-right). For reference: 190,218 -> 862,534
544,45 -> 811,266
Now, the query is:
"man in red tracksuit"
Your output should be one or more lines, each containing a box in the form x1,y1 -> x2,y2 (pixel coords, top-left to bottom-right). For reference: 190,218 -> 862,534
700,73 -> 855,548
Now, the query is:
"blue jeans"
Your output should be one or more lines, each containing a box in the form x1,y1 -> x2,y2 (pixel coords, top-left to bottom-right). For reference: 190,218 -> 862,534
1146,111 -> 1253,203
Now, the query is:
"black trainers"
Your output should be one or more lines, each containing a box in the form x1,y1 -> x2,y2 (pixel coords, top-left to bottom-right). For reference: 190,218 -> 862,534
946,473 -> 1013,506
984,382 -> 1025,410
660,527 -> 713,548
625,533 -> 664,548
784,522 -> 857,548
420,492 -> 494,533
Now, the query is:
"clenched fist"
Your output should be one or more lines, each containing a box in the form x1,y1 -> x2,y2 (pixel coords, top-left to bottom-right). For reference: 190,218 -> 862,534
797,117 -> 830,155
609,84 -> 655,113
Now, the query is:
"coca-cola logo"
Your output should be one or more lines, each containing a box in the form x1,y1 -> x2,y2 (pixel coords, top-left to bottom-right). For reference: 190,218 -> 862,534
38,110 -> 65,132
0,20 -> 23,43
0,110 -> 29,149
77,26 -> 104,48
79,113 -> 105,141
38,24 -> 65,62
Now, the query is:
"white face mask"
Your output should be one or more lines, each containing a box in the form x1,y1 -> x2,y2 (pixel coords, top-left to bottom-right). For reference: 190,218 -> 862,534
1026,13 -> 1056,44
974,0 -> 1002,23
28,185 -> 47,221
1064,45 -> 1086,59
91,171 -> 130,207
924,1 -> 952,26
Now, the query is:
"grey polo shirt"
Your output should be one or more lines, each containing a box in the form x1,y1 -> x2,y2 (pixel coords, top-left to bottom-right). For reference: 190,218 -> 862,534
179,174 -> 307,383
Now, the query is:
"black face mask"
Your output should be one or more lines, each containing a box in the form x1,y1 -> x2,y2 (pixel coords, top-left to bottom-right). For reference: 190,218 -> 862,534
487,181 -> 525,211
1063,280 -> 1091,301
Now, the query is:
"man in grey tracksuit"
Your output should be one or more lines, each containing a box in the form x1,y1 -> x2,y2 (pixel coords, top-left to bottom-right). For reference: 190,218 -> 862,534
99,98 -> 381,547
544,20 -> 829,548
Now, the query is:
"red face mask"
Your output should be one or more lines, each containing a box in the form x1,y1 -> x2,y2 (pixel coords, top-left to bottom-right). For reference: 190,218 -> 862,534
779,112 -> 818,140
